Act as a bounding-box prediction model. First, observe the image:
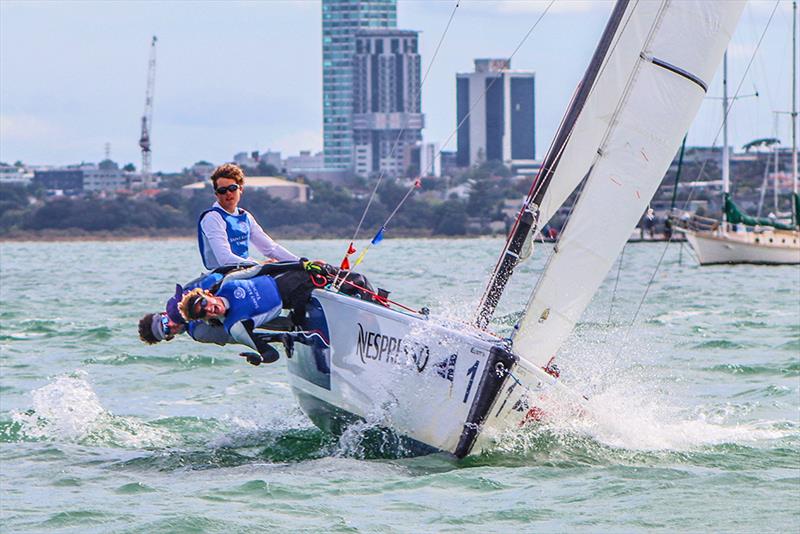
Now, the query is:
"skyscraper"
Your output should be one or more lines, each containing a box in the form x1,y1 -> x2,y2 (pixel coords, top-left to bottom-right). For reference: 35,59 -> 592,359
352,29 -> 424,177
456,59 -> 536,171
322,0 -> 397,171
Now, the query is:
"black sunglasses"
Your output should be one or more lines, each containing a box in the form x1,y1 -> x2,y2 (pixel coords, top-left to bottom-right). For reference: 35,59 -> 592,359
215,184 -> 240,195
192,297 -> 209,319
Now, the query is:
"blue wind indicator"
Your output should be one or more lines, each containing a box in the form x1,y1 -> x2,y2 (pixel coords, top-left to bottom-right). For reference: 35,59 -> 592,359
371,225 -> 386,245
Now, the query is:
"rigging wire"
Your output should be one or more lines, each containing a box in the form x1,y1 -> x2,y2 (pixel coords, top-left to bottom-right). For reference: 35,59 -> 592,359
341,0 -> 557,276
482,0 -> 642,314
525,0 -> 643,207
489,0 -> 642,327
615,0 -> 782,355
607,243 -> 626,324
432,0 -> 557,181
348,0 -> 461,246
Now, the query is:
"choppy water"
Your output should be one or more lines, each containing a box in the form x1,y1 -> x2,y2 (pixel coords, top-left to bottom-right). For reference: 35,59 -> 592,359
0,238 -> 798,532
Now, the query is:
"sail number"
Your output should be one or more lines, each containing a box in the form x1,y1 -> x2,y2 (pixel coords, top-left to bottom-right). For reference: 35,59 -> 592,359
463,360 -> 480,403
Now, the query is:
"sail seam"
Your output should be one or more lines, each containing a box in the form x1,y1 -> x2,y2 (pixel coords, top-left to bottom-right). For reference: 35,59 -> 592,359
641,53 -> 708,92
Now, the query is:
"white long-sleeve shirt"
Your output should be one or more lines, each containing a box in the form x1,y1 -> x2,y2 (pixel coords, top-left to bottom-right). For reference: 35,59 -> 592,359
199,201 -> 298,269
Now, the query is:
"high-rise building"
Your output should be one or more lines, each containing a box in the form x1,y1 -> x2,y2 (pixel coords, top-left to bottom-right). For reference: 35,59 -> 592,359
322,0 -> 397,171
410,142 -> 441,177
352,29 -> 424,177
456,59 -> 536,170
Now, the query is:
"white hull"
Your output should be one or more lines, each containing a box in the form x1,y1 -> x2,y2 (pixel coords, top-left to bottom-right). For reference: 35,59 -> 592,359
286,289 -> 558,457
683,228 -> 800,265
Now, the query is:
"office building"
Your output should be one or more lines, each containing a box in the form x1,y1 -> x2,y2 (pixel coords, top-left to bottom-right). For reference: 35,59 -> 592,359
322,0 -> 397,171
83,161 -> 127,193
410,142 -> 440,177
33,161 -> 127,194
0,163 -> 31,185
352,29 -> 423,177
284,150 -> 325,176
33,169 -> 84,194
456,59 -> 536,170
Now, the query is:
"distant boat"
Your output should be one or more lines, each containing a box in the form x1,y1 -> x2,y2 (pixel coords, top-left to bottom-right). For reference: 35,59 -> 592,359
677,3 -> 800,265
287,0 -> 744,457
680,198 -> 800,265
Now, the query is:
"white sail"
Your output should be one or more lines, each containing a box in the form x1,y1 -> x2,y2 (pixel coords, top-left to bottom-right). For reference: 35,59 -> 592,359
514,0 -> 745,368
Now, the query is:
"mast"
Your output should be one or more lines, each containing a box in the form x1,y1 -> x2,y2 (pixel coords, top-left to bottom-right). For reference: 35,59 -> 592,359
474,0 -> 631,330
670,135 -> 688,212
775,114 -> 780,214
793,1 -> 798,199
722,51 -> 730,229
497,0 -> 745,369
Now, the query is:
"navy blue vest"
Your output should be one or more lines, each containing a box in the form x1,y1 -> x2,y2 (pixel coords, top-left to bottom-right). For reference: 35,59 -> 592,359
197,207 -> 251,270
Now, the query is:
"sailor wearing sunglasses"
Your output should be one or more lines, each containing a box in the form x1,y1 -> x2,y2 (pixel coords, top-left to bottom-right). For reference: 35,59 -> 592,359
197,163 -> 298,270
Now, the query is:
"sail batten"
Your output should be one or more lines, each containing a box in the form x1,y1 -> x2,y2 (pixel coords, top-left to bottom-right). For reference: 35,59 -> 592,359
511,0 -> 745,368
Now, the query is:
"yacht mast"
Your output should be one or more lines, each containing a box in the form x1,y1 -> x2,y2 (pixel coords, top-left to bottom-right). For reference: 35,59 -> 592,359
722,51 -> 730,229
473,0 -> 631,330
793,0 -> 798,196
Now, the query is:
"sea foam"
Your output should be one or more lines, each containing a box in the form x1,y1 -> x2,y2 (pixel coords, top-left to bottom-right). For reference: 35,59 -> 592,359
11,371 -> 175,448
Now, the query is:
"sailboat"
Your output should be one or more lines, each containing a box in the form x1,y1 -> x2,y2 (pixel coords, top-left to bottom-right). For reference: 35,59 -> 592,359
678,2 -> 800,265
286,0 -> 745,458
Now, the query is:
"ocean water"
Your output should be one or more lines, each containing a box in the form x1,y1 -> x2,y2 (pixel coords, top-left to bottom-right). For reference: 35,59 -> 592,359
0,238 -> 798,533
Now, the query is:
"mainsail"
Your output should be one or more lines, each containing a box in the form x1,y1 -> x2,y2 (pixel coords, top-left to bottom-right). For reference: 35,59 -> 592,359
482,0 -> 745,368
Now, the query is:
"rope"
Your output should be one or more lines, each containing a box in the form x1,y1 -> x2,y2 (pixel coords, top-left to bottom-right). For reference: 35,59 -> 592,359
613,1 -> 780,359
608,243 -> 626,323
340,0 -> 556,277
680,0 -> 781,198
334,277 -> 420,314
425,0 -> 557,181
345,1 -> 460,247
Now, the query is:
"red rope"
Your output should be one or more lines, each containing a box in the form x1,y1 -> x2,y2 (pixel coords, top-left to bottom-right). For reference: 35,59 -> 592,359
333,277 -> 420,314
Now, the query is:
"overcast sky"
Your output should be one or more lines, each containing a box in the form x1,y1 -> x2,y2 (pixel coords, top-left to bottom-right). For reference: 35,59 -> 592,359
0,0 -> 795,172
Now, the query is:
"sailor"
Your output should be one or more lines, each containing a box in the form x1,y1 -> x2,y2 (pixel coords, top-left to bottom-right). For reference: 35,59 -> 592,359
136,265 -> 248,346
198,163 -> 298,270
178,261 -> 338,364
137,310 -> 232,346
138,260 -> 379,364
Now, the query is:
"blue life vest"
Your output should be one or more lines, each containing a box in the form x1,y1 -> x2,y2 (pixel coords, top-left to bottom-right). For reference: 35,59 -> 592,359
197,207 -> 251,270
216,277 -> 283,333
183,272 -> 224,292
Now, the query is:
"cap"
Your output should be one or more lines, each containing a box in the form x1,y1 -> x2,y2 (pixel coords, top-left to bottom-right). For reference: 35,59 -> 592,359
166,284 -> 186,324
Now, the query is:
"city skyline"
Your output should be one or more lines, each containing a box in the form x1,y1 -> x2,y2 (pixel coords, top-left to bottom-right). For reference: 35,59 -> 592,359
1,0 -> 796,172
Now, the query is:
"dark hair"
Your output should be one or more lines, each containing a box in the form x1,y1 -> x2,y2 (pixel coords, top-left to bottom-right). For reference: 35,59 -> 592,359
138,313 -> 160,344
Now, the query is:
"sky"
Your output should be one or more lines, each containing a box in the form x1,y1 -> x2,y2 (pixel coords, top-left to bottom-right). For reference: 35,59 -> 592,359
0,0 -> 796,172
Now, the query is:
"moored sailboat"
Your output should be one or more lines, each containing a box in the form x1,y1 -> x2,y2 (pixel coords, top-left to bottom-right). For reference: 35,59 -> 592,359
287,0 -> 745,458
678,2 -> 800,265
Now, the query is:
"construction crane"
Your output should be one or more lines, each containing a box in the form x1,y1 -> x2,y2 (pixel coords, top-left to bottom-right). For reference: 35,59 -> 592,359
138,35 -> 157,188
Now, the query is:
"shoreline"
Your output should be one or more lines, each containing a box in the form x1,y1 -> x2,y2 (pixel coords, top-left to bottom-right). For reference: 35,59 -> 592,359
0,232 -> 680,244
0,233 -> 504,243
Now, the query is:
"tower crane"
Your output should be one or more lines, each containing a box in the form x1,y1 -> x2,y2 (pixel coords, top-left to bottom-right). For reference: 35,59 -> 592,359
139,36 -> 157,188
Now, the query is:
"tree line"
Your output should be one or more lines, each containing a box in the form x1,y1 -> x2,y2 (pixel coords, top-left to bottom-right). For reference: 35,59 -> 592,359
0,167 -> 522,239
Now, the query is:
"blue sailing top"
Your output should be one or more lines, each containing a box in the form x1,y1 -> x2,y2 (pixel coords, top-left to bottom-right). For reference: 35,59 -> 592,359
197,207 -> 252,270
215,276 -> 283,333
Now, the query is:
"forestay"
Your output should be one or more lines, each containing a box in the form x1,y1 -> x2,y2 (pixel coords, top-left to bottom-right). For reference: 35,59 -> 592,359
514,0 -> 745,368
